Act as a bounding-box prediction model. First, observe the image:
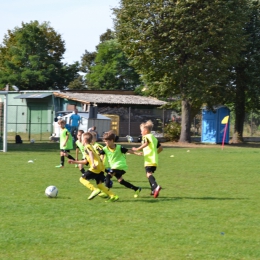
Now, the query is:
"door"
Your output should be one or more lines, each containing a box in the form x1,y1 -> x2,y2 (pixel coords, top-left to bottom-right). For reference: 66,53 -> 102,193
28,105 -> 49,140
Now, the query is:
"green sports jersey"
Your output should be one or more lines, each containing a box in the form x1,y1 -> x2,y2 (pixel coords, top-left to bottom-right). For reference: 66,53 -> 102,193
76,140 -> 85,158
142,133 -> 158,167
60,128 -> 73,150
103,145 -> 128,171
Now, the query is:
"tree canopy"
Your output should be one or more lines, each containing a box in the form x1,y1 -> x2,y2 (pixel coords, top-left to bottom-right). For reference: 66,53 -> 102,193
0,20 -> 79,90
85,38 -> 141,90
229,1 -> 260,142
114,0 -> 249,142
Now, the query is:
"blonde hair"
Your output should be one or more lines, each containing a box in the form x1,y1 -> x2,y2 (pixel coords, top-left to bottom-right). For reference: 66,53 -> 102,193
140,120 -> 154,131
82,132 -> 93,144
58,119 -> 66,125
91,131 -> 97,140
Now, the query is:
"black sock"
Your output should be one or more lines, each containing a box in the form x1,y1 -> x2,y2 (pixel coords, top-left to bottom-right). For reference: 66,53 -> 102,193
119,179 -> 138,191
148,175 -> 158,191
105,174 -> 112,188
67,154 -> 75,160
61,155 -> 64,166
80,168 -> 85,174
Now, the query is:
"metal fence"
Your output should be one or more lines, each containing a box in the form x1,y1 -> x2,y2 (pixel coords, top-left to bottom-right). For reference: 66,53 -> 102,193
2,103 -> 260,143
190,112 -> 260,138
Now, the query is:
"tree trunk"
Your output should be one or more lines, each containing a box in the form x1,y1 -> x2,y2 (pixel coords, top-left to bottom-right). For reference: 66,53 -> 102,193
232,74 -> 246,143
179,100 -> 191,143
232,104 -> 245,143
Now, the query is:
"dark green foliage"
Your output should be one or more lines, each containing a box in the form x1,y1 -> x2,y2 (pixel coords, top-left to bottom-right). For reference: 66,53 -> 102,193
85,39 -> 141,90
229,1 -> 260,142
0,21 -> 80,90
114,0 -> 249,142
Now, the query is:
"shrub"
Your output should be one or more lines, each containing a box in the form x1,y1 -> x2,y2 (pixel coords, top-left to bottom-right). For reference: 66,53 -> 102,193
163,121 -> 181,141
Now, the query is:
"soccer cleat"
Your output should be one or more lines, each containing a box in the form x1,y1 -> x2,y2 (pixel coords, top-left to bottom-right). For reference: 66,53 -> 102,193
98,192 -> 109,198
150,191 -> 154,196
88,189 -> 101,200
105,195 -> 119,202
153,185 -> 161,198
55,165 -> 64,168
134,187 -> 142,198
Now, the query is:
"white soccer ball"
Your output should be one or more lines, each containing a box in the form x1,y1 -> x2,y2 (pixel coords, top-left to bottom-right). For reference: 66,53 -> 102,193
30,139 -> 35,143
45,185 -> 58,198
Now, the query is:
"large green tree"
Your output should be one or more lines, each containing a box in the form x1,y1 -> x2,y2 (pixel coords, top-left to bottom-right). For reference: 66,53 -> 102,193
229,1 -> 260,143
114,0 -> 249,142
85,38 -> 141,90
0,21 -> 79,90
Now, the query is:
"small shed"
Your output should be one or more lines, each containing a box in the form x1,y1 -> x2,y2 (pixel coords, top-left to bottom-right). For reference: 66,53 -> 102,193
201,106 -> 230,144
64,112 -> 111,138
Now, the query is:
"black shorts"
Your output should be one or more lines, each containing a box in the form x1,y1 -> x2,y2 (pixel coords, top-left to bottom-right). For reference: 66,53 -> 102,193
60,149 -> 70,153
110,169 -> 126,179
82,170 -> 105,184
145,166 -> 157,174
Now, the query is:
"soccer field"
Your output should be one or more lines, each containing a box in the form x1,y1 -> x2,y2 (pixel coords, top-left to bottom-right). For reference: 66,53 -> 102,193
1,142 -> 260,260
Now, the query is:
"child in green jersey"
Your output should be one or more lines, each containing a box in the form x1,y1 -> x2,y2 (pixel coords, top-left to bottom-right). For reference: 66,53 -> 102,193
100,130 -> 142,198
132,120 -> 163,198
55,119 -> 75,168
69,132 -> 119,202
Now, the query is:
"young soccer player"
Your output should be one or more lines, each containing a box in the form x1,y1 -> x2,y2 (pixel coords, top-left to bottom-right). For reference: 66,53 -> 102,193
55,119 -> 75,168
73,129 -> 107,200
75,130 -> 88,173
132,120 -> 163,198
68,132 -> 119,202
90,131 -> 112,196
100,130 -> 142,198
91,131 -> 104,157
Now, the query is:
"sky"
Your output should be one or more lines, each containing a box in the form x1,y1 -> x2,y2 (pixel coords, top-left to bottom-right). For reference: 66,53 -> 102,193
0,0 -> 120,64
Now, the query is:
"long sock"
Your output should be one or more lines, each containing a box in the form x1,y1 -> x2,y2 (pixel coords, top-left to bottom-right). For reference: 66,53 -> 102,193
119,179 -> 138,191
105,174 -> 112,188
79,177 -> 95,191
148,175 -> 158,191
80,168 -> 85,174
97,183 -> 115,197
61,155 -> 64,166
67,154 -> 75,160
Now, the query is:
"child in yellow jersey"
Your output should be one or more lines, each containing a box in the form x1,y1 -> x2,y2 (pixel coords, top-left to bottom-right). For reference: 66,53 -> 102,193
73,130 -> 105,200
75,130 -> 89,173
91,131 -> 112,196
55,119 -> 75,168
99,130 -> 142,198
132,120 -> 163,198
68,132 -> 119,202
91,131 -> 104,158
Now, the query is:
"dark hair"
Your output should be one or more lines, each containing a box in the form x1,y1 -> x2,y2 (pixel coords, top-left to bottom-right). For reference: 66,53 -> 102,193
103,130 -> 116,141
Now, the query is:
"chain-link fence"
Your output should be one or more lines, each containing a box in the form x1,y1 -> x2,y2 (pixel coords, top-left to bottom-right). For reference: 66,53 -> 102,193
190,112 -> 260,138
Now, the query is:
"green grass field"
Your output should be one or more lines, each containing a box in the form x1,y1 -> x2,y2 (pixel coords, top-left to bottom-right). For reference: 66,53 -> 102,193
1,142 -> 260,260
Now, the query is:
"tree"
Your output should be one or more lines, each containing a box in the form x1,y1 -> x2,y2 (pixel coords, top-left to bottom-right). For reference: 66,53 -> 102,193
230,1 -> 260,143
80,29 -> 116,74
114,0 -> 249,142
67,75 -> 86,90
85,39 -> 141,90
0,20 -> 79,90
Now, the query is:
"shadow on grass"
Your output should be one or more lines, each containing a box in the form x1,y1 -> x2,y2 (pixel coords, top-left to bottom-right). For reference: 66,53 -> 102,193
171,196 -> 248,200
7,142 -> 60,152
120,196 -> 248,203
